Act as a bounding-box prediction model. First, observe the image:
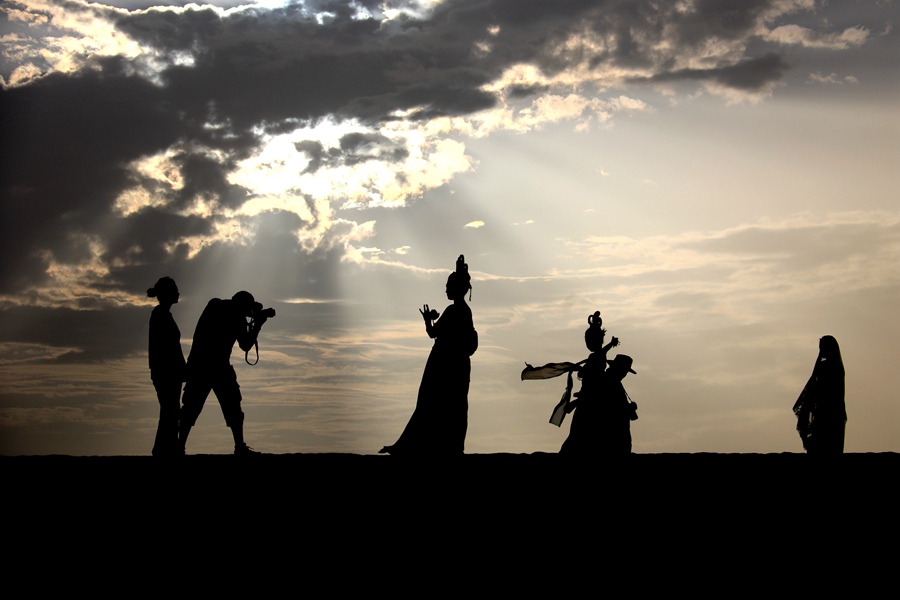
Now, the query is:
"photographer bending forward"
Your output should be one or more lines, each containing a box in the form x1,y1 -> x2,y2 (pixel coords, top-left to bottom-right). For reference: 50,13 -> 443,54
179,291 -> 274,455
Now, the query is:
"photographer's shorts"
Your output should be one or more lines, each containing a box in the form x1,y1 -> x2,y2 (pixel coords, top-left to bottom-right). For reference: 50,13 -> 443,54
180,365 -> 244,428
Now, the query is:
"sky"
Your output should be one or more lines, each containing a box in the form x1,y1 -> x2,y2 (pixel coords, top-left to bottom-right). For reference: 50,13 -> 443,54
0,0 -> 897,456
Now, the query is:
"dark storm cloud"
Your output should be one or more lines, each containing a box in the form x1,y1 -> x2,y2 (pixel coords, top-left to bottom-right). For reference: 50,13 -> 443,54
0,50 -> 269,291
106,0 -> 800,131
339,132 -> 409,165
294,140 -> 329,174
100,209 -> 213,268
0,305 -> 149,362
104,206 -> 345,304
294,132 -> 411,171
507,84 -> 549,99
673,0 -> 775,44
169,150 -> 254,211
628,53 -> 789,90
0,61 -> 185,292
119,4 -> 502,128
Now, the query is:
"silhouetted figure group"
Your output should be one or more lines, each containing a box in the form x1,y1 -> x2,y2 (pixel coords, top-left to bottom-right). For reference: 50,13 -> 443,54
380,255 -> 477,456
523,311 -> 638,457
559,315 -> 637,456
148,256 -> 847,457
793,335 -> 846,455
147,279 -> 274,456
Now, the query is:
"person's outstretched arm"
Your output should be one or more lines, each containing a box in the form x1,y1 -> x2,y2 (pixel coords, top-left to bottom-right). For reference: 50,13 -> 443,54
602,336 -> 620,354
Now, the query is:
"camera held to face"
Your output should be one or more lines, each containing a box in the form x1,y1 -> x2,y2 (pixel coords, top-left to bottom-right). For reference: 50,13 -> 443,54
252,302 -> 276,321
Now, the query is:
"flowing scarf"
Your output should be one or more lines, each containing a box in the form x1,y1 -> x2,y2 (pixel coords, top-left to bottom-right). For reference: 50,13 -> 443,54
521,361 -> 583,426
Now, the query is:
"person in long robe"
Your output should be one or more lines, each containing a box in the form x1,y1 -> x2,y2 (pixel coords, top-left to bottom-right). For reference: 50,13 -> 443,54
793,335 -> 846,454
147,276 -> 186,457
380,255 -> 477,456
560,352 -> 637,457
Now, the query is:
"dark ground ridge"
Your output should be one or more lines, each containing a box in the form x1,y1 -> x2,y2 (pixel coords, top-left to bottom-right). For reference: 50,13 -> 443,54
5,452 -> 897,585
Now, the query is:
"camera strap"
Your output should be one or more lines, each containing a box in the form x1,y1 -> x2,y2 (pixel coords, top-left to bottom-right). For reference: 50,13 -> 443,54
245,318 -> 260,365
245,340 -> 260,366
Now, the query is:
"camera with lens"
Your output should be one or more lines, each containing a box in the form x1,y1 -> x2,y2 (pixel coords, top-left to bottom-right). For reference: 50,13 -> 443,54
252,302 -> 276,320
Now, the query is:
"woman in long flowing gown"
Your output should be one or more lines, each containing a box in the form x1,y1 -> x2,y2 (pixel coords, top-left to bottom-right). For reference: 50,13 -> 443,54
793,335 -> 846,454
380,255 -> 477,456
147,276 -> 186,456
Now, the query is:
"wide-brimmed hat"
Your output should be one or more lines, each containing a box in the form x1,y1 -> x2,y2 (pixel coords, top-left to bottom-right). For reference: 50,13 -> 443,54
607,354 -> 636,374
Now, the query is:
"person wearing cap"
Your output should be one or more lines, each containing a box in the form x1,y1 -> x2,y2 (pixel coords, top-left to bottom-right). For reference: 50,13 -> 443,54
560,353 -> 638,456
178,291 -> 270,455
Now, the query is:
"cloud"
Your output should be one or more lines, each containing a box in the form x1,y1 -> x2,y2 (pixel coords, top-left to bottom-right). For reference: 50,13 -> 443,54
282,297 -> 344,304
627,53 -> 789,103
765,24 -> 869,49
0,342 -> 82,364
0,0 -> 879,308
556,211 -> 900,326
0,406 -> 88,427
807,71 -> 860,85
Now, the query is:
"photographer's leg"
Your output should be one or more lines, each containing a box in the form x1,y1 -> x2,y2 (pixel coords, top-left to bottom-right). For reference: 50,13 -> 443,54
179,377 -> 211,453
231,422 -> 245,447
214,367 -> 256,455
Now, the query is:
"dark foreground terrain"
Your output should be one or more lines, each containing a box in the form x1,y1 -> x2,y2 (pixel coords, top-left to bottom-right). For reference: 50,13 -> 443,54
5,452 -> 896,591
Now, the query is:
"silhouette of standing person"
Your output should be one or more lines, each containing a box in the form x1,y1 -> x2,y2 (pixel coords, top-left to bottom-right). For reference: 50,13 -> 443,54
147,277 -> 186,457
793,335 -> 846,455
380,255 -> 477,456
179,291 -> 273,455
560,346 -> 638,457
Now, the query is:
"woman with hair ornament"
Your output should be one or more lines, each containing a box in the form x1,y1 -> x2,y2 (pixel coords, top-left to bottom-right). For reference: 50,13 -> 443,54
380,255 -> 478,456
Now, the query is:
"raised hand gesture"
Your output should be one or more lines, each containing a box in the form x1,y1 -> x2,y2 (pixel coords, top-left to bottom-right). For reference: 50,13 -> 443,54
420,304 -> 440,323
419,304 -> 439,338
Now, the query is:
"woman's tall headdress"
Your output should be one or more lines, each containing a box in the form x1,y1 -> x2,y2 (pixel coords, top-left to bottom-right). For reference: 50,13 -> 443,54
450,254 -> 472,300
585,311 -> 607,352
